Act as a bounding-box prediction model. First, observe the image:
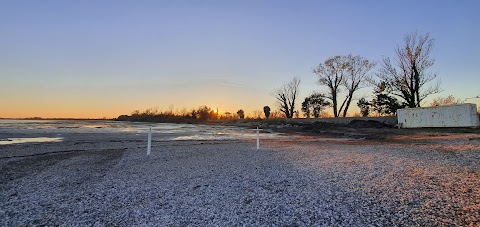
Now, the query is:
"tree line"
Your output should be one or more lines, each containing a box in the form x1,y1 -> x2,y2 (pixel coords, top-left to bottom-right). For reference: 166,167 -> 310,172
118,31 -> 459,123
116,105 -> 285,123
274,31 -> 445,118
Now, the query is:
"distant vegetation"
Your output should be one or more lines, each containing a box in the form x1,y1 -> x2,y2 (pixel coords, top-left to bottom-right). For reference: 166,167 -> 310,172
117,106 -> 221,123
429,95 -> 463,107
116,106 -> 286,123
117,108 -> 194,123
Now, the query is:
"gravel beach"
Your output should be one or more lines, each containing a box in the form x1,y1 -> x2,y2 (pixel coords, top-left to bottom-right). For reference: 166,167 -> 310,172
1,127 -> 480,226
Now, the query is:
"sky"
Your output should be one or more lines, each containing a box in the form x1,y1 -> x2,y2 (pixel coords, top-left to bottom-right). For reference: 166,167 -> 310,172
1,0 -> 479,118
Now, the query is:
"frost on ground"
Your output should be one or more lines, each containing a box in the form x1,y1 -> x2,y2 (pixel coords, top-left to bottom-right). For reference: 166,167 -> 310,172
0,131 -> 479,226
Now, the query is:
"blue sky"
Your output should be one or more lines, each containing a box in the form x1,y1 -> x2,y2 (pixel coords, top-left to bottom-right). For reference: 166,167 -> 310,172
1,0 -> 479,118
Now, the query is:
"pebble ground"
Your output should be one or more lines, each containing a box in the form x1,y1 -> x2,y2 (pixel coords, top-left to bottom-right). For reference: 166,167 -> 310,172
1,131 -> 479,226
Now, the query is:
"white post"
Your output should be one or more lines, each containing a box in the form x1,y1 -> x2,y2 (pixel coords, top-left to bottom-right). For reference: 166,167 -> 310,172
256,127 -> 260,150
147,127 -> 151,155
251,127 -> 263,150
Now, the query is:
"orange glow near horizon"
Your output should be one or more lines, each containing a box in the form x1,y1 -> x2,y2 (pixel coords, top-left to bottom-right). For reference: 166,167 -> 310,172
0,81 -> 273,119
0,96 -> 262,119
1,83 -> 479,119
0,104 -> 128,119
2,99 -> 480,119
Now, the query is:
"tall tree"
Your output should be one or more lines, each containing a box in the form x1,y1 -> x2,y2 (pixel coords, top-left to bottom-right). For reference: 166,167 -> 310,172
273,77 -> 301,118
313,54 -> 374,117
313,56 -> 345,117
377,32 -> 441,108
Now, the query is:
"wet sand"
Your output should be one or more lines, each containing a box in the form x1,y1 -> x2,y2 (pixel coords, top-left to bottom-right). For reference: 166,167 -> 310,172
1,130 -> 480,226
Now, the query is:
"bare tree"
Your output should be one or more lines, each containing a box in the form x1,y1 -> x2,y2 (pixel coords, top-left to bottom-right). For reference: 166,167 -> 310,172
273,77 -> 301,118
313,56 -> 345,117
377,32 -> 441,108
340,55 -> 375,117
313,54 -> 374,117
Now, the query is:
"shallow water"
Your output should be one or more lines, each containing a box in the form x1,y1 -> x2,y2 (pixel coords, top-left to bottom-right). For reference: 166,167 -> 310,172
0,137 -> 63,145
0,119 -> 279,142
